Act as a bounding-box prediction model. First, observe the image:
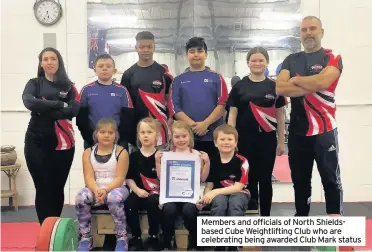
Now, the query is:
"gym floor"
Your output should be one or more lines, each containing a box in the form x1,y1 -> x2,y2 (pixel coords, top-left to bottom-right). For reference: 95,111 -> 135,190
1,202 -> 372,251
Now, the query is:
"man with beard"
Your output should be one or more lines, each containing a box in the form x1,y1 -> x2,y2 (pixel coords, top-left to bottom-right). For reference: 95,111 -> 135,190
276,16 -> 344,217
121,31 -> 173,150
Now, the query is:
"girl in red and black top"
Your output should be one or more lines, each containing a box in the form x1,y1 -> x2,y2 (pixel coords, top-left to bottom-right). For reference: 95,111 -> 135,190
125,117 -> 162,251
22,47 -> 80,224
227,47 -> 286,216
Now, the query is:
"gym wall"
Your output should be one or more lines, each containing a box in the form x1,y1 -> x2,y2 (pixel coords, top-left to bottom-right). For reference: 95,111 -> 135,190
1,0 -> 371,207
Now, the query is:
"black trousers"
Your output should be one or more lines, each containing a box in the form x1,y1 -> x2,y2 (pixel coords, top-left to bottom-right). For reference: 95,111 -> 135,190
24,138 -> 74,225
161,202 -> 198,247
238,131 -> 277,216
194,140 -> 219,160
124,192 -> 160,237
288,129 -> 343,216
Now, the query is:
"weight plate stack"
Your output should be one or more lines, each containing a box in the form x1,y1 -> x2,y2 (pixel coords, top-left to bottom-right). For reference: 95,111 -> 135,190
35,217 -> 78,251
35,217 -> 60,251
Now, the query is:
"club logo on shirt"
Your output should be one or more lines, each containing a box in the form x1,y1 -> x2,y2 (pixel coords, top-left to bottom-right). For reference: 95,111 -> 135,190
111,93 -> 115,96
152,80 -> 163,88
59,91 -> 68,98
265,94 -> 275,100
311,64 -> 323,73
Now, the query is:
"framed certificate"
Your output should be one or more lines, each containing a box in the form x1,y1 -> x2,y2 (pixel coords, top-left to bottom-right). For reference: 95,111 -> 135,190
159,151 -> 201,204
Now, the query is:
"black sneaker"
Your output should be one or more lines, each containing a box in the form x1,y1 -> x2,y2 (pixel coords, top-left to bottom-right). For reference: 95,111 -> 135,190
227,246 -> 239,251
161,241 -> 172,251
146,235 -> 160,251
187,234 -> 199,251
128,236 -> 143,251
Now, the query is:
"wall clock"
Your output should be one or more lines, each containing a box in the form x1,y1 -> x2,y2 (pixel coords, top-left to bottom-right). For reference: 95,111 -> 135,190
33,0 -> 62,26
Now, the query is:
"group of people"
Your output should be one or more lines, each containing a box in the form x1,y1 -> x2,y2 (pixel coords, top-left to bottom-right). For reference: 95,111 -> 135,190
22,15 -> 344,251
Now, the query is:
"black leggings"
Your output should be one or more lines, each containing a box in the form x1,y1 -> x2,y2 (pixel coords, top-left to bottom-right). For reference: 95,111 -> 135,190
161,202 -> 198,247
24,139 -> 74,224
238,132 -> 277,216
125,192 -> 160,237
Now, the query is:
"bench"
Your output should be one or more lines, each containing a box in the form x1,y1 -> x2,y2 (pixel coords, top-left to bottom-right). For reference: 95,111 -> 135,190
91,206 -> 259,249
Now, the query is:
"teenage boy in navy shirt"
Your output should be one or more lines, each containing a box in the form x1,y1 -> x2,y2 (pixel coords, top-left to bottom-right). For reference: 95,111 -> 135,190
168,37 -> 228,159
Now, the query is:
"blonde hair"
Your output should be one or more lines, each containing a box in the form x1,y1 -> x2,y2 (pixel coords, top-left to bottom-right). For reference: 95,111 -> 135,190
136,117 -> 161,147
213,124 -> 238,142
170,120 -> 194,149
93,118 -> 119,144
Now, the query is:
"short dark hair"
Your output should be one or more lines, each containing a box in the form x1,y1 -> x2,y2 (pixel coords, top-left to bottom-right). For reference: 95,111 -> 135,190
95,53 -> 115,67
246,47 -> 270,63
302,16 -> 323,28
185,37 -> 207,53
37,47 -> 72,90
135,31 -> 155,41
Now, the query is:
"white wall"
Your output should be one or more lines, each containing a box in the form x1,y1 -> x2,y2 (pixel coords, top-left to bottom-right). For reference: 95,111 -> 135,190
1,0 -> 371,207
0,0 -> 88,206
298,0 -> 372,202
317,0 -> 372,201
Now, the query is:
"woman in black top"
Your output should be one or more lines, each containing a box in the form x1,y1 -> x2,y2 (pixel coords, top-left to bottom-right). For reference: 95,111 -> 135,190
227,47 -> 286,216
22,47 -> 80,224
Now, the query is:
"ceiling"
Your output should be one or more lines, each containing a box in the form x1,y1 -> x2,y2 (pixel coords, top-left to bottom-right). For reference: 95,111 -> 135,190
87,0 -> 302,55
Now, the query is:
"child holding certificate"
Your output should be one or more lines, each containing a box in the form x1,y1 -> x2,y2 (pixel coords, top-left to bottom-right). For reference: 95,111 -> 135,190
125,117 -> 162,251
199,124 -> 250,251
155,121 -> 210,250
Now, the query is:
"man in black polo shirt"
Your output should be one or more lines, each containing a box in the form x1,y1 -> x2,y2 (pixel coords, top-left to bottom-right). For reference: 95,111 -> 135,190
276,16 -> 344,216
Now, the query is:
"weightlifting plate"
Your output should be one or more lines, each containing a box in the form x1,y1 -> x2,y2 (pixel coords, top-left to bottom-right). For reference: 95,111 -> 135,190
49,218 -> 62,251
35,217 -> 59,251
312,246 -> 337,251
339,246 -> 354,251
52,218 -> 78,251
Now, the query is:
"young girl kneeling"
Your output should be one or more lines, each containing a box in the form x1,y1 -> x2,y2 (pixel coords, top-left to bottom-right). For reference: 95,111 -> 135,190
75,118 -> 129,251
155,121 -> 210,250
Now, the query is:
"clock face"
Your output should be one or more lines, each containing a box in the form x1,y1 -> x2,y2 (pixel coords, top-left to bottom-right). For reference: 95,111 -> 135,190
34,0 -> 62,26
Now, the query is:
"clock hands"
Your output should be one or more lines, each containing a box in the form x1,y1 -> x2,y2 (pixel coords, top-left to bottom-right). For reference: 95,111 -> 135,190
43,10 -> 50,21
